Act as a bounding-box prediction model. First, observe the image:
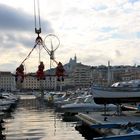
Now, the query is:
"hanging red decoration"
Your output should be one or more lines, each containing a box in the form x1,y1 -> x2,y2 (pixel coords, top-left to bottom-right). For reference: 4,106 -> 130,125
36,61 -> 45,80
15,64 -> 24,83
55,62 -> 65,81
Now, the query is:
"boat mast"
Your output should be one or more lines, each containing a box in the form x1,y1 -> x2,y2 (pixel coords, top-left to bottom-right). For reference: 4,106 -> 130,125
107,61 -> 112,86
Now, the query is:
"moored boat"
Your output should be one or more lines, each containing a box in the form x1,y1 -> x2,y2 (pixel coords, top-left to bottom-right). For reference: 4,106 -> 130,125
91,80 -> 140,104
59,95 -> 116,113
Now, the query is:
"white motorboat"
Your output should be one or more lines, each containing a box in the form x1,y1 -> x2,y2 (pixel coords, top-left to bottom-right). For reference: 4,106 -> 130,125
91,80 -> 140,104
54,90 -> 92,108
60,95 -> 116,113
44,91 -> 68,103
94,128 -> 140,140
1,92 -> 19,102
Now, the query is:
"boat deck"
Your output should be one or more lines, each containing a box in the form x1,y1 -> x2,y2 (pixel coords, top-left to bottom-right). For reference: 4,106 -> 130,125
76,111 -> 140,136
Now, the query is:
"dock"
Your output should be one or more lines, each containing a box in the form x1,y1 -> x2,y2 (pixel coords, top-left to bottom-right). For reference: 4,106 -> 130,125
76,111 -> 140,138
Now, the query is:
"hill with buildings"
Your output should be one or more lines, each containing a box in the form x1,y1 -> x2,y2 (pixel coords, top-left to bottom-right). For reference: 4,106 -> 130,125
1,55 -> 140,91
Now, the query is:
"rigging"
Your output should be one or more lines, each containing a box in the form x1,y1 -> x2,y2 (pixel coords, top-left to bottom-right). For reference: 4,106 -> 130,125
15,0 -> 65,88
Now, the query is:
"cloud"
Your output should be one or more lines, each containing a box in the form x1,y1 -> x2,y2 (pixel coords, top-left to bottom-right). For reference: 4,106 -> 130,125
1,0 -> 140,72
115,50 -> 121,57
0,3 -> 54,72
0,62 -> 18,72
0,4 -> 53,33
128,0 -> 139,4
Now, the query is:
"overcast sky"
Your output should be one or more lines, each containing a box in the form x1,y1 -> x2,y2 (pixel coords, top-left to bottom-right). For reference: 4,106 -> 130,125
0,0 -> 140,73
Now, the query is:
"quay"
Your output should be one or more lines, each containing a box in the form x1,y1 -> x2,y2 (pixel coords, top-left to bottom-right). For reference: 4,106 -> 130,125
76,110 -> 140,139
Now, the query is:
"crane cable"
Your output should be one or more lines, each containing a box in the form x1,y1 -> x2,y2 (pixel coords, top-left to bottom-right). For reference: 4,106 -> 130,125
20,0 -> 45,66
16,0 -> 45,84
34,0 -> 64,81
34,0 -> 41,35
34,0 -> 45,65
20,44 -> 37,65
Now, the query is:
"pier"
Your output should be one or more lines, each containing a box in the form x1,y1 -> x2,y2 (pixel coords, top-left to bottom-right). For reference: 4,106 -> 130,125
76,111 -> 140,138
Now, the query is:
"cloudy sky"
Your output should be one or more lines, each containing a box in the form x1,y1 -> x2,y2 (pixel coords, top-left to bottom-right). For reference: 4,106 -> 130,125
0,0 -> 140,72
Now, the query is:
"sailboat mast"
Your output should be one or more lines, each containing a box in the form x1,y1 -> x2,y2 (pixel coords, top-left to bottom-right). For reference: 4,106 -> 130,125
107,61 -> 111,86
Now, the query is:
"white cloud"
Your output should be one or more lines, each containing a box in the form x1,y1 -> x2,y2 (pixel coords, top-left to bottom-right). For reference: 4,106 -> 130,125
0,0 -> 140,72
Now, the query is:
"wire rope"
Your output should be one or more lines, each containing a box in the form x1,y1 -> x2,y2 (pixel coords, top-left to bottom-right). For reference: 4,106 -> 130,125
34,0 -> 37,30
37,0 -> 41,29
34,0 -> 41,34
20,44 -> 37,65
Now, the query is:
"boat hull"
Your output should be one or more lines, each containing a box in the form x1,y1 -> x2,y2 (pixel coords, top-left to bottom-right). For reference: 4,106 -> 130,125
92,86 -> 140,104
60,103 -> 116,113
94,97 -> 140,104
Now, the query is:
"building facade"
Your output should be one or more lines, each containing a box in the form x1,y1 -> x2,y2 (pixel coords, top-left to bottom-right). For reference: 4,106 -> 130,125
72,63 -> 91,88
22,75 -> 57,91
0,71 -> 16,91
2,57 -> 140,91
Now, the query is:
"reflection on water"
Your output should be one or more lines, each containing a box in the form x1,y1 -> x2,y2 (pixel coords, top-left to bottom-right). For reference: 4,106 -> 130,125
4,95 -> 86,140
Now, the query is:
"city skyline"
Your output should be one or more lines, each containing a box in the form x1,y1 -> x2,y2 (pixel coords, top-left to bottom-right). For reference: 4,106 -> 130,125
0,0 -> 140,73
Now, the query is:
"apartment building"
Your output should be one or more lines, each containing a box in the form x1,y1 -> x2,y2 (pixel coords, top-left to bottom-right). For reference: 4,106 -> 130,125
72,63 -> 91,88
0,71 -> 16,91
22,74 -> 57,90
90,65 -> 140,86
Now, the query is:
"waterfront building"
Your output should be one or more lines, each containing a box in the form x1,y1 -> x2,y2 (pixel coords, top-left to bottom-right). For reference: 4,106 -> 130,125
90,65 -> 109,86
121,66 -> 140,81
62,55 -> 92,88
91,65 -> 140,86
0,71 -> 16,91
2,56 -> 140,91
22,75 -> 39,90
72,63 -> 91,88
22,73 -> 57,90
21,64 -> 140,89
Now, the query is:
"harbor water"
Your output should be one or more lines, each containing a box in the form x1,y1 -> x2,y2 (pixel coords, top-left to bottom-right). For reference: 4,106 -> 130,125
2,94 -> 99,140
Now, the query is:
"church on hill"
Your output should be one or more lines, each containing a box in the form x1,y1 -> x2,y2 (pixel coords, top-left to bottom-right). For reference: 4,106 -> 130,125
64,54 -> 78,72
